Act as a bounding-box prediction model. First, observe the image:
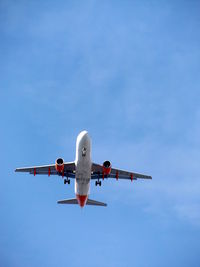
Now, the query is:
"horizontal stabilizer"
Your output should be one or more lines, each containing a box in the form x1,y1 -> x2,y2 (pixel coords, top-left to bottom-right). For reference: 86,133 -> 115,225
57,198 -> 107,207
86,199 -> 107,206
57,198 -> 78,204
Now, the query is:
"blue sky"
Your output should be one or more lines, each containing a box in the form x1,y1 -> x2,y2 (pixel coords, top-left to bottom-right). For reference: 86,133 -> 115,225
1,0 -> 200,266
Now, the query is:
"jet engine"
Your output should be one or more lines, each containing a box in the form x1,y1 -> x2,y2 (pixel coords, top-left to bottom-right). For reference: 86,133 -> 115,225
103,160 -> 111,175
55,158 -> 64,173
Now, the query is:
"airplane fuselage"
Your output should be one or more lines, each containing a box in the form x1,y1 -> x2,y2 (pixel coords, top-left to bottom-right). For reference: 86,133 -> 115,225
75,131 -> 91,207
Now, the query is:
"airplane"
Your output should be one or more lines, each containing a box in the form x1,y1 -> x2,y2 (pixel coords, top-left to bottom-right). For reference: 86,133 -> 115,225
15,130 -> 152,207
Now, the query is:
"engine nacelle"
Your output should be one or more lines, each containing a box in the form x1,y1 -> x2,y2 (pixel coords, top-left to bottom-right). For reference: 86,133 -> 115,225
103,160 -> 111,175
55,158 -> 64,173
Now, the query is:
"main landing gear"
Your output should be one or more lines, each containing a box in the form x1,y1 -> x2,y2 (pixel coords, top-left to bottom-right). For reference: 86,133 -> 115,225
95,180 -> 102,186
64,178 -> 70,185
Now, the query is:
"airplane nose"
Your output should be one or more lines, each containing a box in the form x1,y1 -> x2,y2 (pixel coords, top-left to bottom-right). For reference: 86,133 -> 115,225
77,131 -> 90,144
81,130 -> 88,137
78,130 -> 88,139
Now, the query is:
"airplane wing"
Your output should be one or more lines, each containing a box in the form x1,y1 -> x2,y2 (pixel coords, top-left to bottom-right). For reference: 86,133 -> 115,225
15,162 -> 76,178
91,163 -> 152,180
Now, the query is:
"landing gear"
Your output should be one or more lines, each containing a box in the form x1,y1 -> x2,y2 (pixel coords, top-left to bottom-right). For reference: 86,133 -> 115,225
95,180 -> 101,186
64,179 -> 70,185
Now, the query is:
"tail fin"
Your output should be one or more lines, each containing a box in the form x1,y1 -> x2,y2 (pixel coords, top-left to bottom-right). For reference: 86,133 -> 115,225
57,198 -> 107,207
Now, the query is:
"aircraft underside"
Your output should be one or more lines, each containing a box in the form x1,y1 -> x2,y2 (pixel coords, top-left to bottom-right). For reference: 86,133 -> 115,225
15,131 -> 152,207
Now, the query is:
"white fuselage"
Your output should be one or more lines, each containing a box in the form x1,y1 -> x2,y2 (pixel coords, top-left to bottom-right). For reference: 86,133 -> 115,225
75,131 -> 91,198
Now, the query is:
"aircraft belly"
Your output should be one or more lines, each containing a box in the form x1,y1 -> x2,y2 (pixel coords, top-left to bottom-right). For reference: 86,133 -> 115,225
75,164 -> 91,195
75,130 -> 91,196
75,182 -> 90,195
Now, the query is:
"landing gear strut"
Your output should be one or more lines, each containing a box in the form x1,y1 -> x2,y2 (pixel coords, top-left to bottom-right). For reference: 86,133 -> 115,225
64,178 -> 70,185
95,180 -> 101,186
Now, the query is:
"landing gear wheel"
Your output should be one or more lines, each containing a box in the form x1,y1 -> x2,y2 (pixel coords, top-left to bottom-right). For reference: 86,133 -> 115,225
64,179 -> 70,185
95,181 -> 102,186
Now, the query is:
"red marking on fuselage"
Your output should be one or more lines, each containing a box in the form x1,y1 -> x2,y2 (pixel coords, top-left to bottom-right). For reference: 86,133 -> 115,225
48,167 -> 50,176
34,168 -> 36,176
76,194 -> 88,207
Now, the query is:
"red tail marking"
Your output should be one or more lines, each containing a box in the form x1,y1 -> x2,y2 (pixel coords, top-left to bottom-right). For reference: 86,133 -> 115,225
34,168 -> 36,176
48,167 -> 50,176
76,194 -> 88,207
